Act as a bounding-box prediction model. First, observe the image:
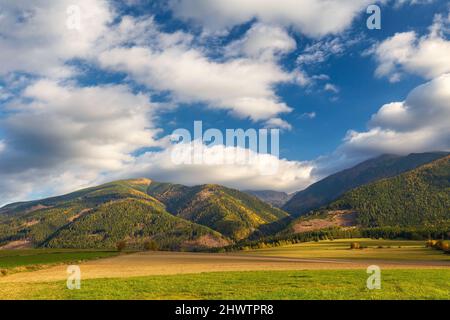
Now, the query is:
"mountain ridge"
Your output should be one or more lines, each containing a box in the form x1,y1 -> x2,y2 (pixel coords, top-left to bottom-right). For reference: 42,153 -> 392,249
282,152 -> 449,216
282,154 -> 450,235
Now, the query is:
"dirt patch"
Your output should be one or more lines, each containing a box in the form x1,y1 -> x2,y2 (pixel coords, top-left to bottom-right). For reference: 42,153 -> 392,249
24,205 -> 51,214
67,208 -> 92,222
21,220 -> 39,228
129,178 -> 152,186
292,210 -> 358,233
182,235 -> 230,249
0,239 -> 32,250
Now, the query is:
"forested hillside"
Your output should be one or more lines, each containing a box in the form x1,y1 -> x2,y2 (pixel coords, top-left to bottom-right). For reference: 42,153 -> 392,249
331,155 -> 450,228
148,182 -> 289,240
283,152 -> 448,216
0,179 -> 227,250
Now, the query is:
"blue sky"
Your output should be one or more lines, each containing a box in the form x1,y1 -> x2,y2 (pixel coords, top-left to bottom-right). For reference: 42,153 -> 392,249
0,0 -> 449,204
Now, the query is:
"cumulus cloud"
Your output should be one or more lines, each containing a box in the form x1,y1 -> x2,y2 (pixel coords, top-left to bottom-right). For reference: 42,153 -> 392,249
341,74 -> 450,156
98,16 -> 293,121
225,23 -> 296,60
0,0 -> 113,78
101,142 -> 316,193
370,13 -> 450,82
0,80 -> 160,203
169,0 -> 376,37
264,118 -> 293,131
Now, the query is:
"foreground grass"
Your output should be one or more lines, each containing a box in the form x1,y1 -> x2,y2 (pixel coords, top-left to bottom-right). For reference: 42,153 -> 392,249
1,269 -> 449,300
0,249 -> 118,271
241,239 -> 450,262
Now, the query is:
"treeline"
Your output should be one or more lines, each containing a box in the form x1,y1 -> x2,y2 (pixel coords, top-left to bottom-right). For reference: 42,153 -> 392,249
426,239 -> 450,253
216,225 -> 450,252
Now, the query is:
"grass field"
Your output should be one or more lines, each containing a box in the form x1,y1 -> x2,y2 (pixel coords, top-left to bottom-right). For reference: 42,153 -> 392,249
0,249 -> 118,273
0,239 -> 448,300
0,269 -> 449,300
241,239 -> 450,262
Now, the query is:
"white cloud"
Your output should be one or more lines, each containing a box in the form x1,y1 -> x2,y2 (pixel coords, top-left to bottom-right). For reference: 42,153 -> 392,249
170,0 -> 376,38
264,118 -> 292,131
300,112 -> 317,119
341,73 -> 450,156
102,142 -> 316,193
324,83 -> 340,94
225,23 -> 296,60
394,0 -> 435,7
98,16 -> 293,121
370,14 -> 450,82
0,80 -> 160,203
0,0 -> 113,78
297,38 -> 346,65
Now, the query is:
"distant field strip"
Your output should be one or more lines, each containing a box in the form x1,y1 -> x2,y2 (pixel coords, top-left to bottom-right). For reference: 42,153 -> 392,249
241,239 -> 450,262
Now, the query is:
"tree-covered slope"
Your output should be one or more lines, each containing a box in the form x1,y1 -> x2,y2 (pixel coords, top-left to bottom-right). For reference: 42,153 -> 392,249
330,155 -> 450,228
148,182 -> 289,240
282,152 -> 449,216
44,198 -> 227,250
0,178 -> 156,217
0,179 -> 227,250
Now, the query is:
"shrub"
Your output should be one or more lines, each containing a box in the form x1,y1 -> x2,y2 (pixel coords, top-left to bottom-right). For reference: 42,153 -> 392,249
144,240 -> 159,251
116,240 -> 127,252
435,240 -> 444,250
426,240 -> 437,247
350,242 -> 361,249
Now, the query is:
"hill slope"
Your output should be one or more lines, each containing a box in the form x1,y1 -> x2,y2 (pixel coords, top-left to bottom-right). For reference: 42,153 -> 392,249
331,155 -> 450,227
282,152 -> 449,216
0,179 -> 227,250
243,190 -> 292,208
283,155 -> 450,235
147,182 -> 289,240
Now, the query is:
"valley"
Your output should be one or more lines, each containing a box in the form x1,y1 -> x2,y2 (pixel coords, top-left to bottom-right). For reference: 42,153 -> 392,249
0,152 -> 449,300
0,239 -> 448,299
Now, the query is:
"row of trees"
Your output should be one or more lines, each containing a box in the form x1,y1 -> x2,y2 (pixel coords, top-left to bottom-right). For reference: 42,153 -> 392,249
216,225 -> 450,252
426,239 -> 450,253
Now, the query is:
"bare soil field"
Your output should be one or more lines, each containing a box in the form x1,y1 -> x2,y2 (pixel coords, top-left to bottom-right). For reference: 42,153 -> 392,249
1,249 -> 448,284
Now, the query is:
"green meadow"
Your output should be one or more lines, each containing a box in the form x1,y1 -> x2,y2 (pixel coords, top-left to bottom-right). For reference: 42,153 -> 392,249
0,239 -> 448,300
0,249 -> 117,272
241,239 -> 450,262
1,269 -> 449,300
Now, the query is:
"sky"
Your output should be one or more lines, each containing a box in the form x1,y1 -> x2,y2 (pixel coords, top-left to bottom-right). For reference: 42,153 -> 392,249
0,0 -> 449,205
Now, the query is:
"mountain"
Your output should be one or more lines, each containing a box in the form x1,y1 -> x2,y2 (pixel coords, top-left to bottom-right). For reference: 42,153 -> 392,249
282,152 -> 449,216
0,179 -> 228,250
283,155 -> 450,234
331,155 -> 450,227
2,152 -> 448,250
243,190 -> 292,208
147,182 -> 289,240
0,178 -> 289,249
